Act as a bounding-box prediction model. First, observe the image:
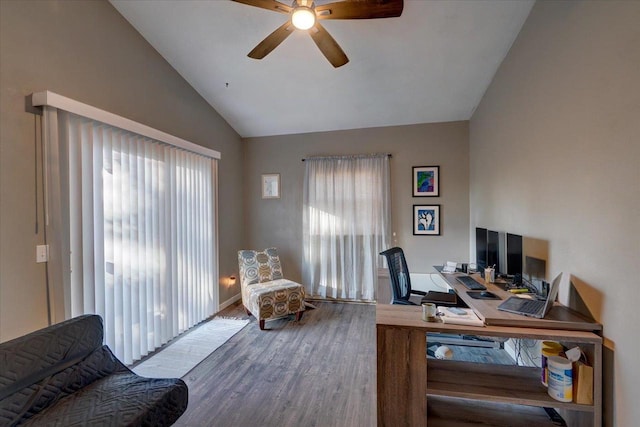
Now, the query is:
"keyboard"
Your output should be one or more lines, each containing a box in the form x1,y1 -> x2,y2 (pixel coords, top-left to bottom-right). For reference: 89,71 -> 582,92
456,275 -> 487,291
515,299 -> 544,315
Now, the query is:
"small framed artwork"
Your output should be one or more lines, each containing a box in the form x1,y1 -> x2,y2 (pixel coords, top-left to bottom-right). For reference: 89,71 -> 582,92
412,166 -> 439,197
413,204 -> 441,235
261,173 -> 280,199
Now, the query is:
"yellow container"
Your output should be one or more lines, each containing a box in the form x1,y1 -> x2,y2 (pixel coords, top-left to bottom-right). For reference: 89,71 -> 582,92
541,341 -> 563,386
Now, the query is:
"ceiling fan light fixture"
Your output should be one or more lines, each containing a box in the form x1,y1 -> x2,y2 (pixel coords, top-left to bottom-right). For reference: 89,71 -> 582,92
233,0 -> 403,67
291,6 -> 316,30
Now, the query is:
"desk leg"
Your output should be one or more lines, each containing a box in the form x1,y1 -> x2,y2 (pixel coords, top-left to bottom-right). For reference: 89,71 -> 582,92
377,326 -> 427,427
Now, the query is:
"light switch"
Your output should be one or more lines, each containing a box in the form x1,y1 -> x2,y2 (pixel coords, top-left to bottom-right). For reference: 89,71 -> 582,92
36,245 -> 49,263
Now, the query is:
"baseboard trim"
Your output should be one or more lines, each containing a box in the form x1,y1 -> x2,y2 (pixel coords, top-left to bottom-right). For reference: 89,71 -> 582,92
218,293 -> 242,312
305,297 -> 375,305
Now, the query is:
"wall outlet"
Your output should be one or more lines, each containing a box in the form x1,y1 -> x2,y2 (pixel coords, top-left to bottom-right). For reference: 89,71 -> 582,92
36,245 -> 49,263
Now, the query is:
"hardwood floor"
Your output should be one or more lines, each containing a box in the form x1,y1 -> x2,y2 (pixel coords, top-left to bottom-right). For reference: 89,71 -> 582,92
174,301 -> 515,427
175,301 -> 377,427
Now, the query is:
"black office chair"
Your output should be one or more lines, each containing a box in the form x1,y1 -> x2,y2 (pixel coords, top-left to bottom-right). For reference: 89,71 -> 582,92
380,247 -> 426,305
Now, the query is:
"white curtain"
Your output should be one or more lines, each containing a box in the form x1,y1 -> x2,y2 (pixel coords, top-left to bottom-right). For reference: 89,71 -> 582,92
44,109 -> 218,364
302,154 -> 391,301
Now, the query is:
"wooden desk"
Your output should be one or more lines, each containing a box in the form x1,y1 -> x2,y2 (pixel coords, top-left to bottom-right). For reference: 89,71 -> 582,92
376,304 -> 602,426
439,271 -> 602,331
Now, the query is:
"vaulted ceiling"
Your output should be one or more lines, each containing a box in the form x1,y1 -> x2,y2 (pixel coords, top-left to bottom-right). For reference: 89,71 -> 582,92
110,0 -> 534,138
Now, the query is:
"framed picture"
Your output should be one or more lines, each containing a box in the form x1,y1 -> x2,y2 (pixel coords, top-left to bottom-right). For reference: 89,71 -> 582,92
413,204 -> 441,235
261,173 -> 280,199
412,166 -> 439,197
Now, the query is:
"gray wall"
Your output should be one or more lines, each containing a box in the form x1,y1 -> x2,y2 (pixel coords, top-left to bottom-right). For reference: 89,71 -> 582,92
243,122 -> 469,287
470,1 -> 639,425
0,0 -> 244,341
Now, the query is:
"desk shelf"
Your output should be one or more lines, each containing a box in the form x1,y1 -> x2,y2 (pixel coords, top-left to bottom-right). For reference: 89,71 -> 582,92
427,396 -> 561,427
427,359 -> 594,412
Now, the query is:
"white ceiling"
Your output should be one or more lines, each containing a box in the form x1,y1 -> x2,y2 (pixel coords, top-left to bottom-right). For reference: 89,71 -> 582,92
110,0 -> 534,138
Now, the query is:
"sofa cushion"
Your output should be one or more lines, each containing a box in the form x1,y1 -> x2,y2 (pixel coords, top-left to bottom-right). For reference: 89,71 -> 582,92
0,314 -> 188,426
0,345 -> 122,425
0,315 -> 103,395
0,315 -> 106,424
20,370 -> 188,427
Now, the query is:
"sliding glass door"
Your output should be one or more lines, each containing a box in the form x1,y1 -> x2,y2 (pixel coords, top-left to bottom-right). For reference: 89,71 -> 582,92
44,107 -> 218,364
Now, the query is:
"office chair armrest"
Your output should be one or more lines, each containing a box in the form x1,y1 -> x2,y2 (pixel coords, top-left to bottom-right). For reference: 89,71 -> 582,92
410,290 -> 427,296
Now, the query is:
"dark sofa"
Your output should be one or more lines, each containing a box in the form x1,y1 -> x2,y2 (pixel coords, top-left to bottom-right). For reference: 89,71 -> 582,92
0,315 -> 188,426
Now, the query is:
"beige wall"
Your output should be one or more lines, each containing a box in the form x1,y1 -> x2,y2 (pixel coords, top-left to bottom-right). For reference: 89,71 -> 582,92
243,122 -> 470,287
0,0 -> 244,341
470,1 -> 640,425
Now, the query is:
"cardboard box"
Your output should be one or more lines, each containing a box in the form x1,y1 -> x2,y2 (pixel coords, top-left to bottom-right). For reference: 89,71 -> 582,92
573,361 -> 594,405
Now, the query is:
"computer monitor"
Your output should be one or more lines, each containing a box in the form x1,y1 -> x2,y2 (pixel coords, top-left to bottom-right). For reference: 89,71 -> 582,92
487,230 -> 500,272
506,233 -> 523,276
475,227 -> 488,269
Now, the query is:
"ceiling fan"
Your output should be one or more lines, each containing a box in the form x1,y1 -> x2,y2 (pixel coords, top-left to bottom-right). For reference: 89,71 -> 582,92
231,0 -> 404,68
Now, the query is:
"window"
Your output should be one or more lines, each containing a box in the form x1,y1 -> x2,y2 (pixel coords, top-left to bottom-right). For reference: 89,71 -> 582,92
302,154 -> 390,301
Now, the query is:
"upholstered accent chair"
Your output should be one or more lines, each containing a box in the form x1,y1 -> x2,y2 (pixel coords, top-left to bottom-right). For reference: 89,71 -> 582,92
238,248 -> 305,330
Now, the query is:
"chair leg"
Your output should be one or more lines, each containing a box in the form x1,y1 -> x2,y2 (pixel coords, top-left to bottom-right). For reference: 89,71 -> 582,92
245,307 -> 251,316
295,311 -> 304,321
259,319 -> 266,330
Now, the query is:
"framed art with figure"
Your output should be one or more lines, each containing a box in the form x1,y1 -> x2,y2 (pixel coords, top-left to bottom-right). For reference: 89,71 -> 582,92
413,204 -> 440,235
412,166 -> 439,197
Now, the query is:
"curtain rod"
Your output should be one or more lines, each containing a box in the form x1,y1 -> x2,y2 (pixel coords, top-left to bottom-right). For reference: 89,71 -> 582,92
302,153 -> 392,161
31,91 -> 221,160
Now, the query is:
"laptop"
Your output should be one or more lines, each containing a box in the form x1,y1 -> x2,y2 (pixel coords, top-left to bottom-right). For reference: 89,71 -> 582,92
497,272 -> 563,318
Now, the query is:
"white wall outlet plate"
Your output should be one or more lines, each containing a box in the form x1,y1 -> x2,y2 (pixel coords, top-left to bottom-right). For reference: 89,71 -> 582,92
36,244 -> 49,263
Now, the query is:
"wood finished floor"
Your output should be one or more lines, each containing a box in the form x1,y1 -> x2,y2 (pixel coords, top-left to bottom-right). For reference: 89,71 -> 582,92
175,301 -> 377,427
174,302 -> 515,427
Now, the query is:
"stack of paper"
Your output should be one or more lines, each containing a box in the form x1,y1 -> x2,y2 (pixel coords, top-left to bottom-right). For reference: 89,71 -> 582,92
437,306 -> 484,327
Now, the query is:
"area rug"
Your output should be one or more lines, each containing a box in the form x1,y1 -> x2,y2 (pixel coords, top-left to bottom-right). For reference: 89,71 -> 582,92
132,317 -> 250,379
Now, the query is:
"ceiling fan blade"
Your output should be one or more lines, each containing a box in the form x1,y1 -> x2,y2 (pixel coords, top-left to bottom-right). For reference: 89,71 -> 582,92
231,0 -> 292,15
309,22 -> 349,68
316,0 -> 403,20
248,21 -> 294,59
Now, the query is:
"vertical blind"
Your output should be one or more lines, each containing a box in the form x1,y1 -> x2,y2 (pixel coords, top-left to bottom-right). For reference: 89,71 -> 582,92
302,154 -> 391,301
43,107 -> 219,364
